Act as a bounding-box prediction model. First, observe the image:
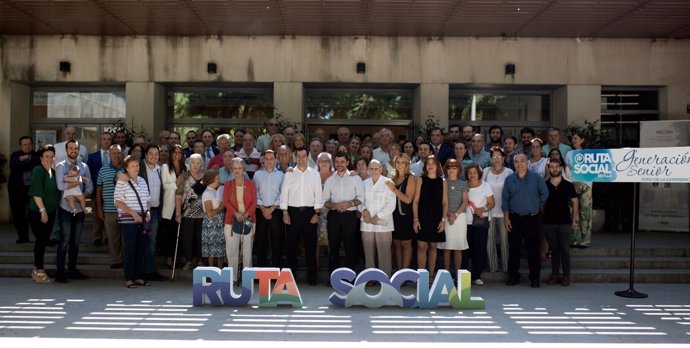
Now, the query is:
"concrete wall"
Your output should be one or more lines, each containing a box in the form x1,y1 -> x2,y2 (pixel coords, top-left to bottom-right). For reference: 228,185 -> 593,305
1,35 -> 689,222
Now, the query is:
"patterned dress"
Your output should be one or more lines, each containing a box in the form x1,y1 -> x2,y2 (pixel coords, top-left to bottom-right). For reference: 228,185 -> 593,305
201,187 -> 226,257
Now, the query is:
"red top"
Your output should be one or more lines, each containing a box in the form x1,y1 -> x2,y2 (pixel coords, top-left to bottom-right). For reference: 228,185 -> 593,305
223,178 -> 257,225
207,154 -> 224,170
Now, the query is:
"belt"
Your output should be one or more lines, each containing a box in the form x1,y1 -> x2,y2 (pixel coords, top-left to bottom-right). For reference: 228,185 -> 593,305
510,212 -> 538,217
288,206 -> 314,212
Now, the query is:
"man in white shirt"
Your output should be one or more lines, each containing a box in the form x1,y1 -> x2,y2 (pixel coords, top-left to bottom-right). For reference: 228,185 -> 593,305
114,130 -> 130,156
253,150 -> 285,267
280,147 -> 323,286
139,144 -> 165,281
322,151 -> 364,283
372,128 -> 393,163
54,127 -> 88,164
307,139 -> 324,169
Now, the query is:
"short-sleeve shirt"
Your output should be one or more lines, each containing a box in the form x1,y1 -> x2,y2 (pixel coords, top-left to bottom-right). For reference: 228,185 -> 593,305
468,181 -> 494,211
97,165 -> 124,213
544,179 -> 577,225
446,179 -> 468,212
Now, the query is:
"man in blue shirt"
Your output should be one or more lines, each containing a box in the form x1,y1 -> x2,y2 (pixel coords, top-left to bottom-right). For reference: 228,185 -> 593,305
502,153 -> 549,288
253,150 -> 285,268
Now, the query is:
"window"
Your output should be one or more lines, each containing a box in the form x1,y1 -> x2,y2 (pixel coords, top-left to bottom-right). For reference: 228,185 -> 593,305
305,88 -> 413,120
167,87 -> 273,121
31,87 -> 126,153
600,87 -> 659,148
449,92 -> 550,123
32,90 -> 125,119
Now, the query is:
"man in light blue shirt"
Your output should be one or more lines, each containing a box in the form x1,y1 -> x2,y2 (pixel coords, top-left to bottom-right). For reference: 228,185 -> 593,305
469,134 -> 492,169
253,150 -> 285,267
543,127 -> 572,157
219,150 -> 249,183
411,142 -> 432,177
322,151 -> 365,281
55,140 -> 94,282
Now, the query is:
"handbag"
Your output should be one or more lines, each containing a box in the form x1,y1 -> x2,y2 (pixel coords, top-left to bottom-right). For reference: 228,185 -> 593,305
471,216 -> 490,229
127,180 -> 150,233
232,218 -> 253,235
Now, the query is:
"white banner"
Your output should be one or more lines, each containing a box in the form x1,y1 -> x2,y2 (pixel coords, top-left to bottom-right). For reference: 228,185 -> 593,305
571,147 -> 690,183
638,121 -> 690,232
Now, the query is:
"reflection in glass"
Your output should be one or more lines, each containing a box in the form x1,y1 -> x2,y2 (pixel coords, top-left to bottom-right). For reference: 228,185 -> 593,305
168,90 -> 273,120
306,91 -> 413,120
32,91 -> 126,119
449,94 -> 550,123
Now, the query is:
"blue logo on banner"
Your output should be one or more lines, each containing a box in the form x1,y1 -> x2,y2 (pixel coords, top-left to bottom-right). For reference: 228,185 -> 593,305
572,149 -> 617,182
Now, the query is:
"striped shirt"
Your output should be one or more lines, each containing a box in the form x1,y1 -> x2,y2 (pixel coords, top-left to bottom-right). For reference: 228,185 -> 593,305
97,164 -> 124,213
114,176 -> 150,216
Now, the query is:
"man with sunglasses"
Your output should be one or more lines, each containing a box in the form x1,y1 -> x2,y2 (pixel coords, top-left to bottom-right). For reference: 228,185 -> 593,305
256,118 -> 281,153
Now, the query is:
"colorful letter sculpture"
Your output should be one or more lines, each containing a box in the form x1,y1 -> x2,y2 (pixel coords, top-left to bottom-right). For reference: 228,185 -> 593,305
328,268 -> 485,309
193,267 -> 303,307
192,267 -> 484,309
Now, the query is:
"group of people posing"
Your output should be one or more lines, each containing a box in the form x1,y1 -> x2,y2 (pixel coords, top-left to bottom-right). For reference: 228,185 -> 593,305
10,120 -> 593,289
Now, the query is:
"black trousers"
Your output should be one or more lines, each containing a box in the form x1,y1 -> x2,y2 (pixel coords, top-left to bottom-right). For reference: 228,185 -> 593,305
9,186 -> 31,241
507,213 -> 541,282
327,210 -> 360,273
286,207 -> 317,284
29,209 -> 55,269
255,208 -> 284,267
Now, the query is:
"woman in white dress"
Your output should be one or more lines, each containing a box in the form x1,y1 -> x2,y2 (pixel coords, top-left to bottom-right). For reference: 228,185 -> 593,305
360,159 -> 397,276
438,158 -> 469,278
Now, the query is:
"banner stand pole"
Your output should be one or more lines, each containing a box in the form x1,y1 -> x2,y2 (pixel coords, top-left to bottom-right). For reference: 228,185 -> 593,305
615,183 -> 648,298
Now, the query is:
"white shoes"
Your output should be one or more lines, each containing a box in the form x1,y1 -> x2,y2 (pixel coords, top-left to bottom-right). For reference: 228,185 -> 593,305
473,279 -> 484,286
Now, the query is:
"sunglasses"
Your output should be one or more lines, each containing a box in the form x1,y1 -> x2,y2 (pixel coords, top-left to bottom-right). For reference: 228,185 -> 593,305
447,165 -> 458,169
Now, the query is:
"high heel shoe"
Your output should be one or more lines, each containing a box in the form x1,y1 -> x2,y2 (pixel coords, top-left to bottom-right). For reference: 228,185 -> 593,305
32,269 -> 54,284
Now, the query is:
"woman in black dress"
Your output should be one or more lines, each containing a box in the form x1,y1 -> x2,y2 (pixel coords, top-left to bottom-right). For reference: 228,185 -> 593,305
387,153 -> 416,271
412,155 -> 448,280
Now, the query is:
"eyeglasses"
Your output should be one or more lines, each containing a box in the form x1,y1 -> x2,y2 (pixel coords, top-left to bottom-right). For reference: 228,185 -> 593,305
268,123 -> 278,127
446,165 -> 458,169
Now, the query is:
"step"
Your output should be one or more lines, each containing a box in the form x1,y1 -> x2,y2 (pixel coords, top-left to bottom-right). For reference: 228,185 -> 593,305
0,243 -> 112,253
569,247 -> 690,257
569,256 -> 690,269
0,251 -> 112,265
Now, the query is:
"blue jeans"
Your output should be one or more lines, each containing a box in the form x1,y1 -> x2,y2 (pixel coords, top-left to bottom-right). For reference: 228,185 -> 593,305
121,223 -> 149,282
57,208 -> 84,273
145,207 -> 160,273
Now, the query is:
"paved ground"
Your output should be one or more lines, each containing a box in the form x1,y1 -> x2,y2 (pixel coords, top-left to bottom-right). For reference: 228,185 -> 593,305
1,276 -> 689,345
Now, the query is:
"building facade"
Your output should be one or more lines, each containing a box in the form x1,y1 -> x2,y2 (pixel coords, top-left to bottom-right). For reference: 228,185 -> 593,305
0,35 -> 689,222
